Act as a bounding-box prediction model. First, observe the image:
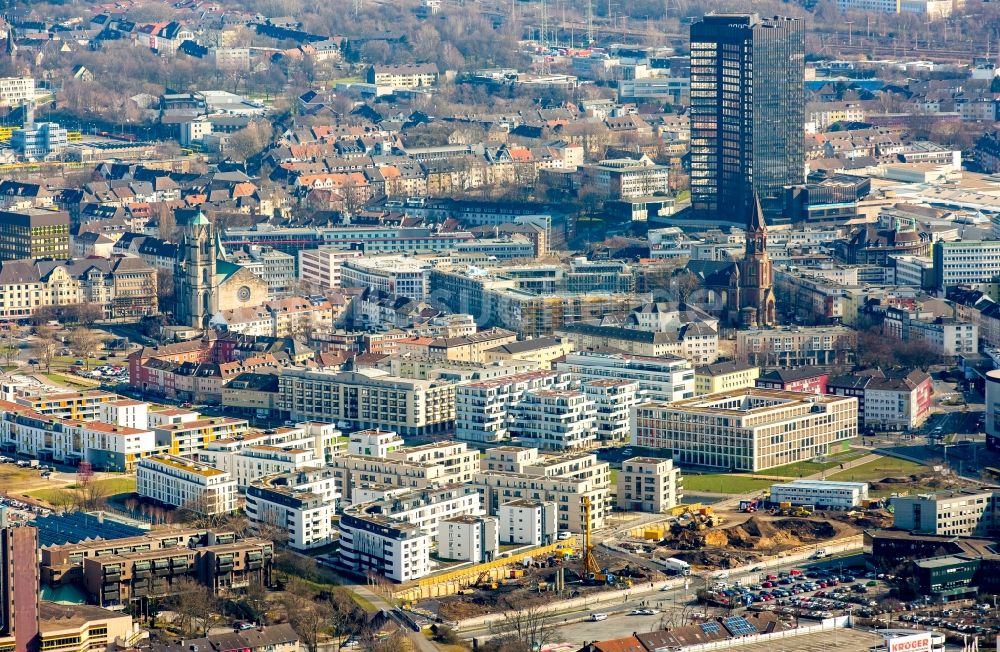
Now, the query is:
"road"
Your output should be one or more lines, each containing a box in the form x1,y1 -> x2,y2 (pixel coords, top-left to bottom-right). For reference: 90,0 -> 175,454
458,551 -> 868,645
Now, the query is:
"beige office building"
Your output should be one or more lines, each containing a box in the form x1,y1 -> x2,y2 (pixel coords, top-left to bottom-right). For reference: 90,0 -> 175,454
632,389 -> 858,472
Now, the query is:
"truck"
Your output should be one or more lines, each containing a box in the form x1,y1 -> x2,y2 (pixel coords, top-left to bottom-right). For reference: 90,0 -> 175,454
661,557 -> 691,576
810,549 -> 830,560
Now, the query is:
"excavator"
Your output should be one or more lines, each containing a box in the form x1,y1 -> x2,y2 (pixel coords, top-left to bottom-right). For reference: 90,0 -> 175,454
581,496 -> 632,588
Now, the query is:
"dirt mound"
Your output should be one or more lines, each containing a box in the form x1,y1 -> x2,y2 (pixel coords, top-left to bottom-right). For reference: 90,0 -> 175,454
667,516 -> 846,556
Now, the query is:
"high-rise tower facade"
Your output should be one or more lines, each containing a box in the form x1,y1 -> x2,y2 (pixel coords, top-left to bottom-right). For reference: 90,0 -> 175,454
0,517 -> 39,652
689,13 -> 805,221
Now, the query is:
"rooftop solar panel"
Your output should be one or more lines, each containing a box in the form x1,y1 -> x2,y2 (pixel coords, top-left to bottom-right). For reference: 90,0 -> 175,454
34,511 -> 146,547
723,616 -> 758,636
700,623 -> 721,634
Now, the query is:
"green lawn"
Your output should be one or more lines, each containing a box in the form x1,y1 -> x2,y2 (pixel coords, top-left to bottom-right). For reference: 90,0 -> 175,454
28,477 -> 135,506
764,450 -> 870,478
43,372 -> 100,389
682,474 -> 774,494
826,457 -> 926,483
91,477 -> 136,495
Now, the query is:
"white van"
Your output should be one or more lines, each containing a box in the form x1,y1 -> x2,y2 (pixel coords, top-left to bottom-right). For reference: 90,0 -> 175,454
590,613 -> 608,622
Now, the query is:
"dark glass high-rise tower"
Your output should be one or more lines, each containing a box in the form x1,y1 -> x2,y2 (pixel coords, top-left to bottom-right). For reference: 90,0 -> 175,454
689,13 -> 805,221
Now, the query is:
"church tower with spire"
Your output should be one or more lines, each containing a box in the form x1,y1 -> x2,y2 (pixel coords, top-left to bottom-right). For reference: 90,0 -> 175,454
174,208 -> 217,329
728,194 -> 776,328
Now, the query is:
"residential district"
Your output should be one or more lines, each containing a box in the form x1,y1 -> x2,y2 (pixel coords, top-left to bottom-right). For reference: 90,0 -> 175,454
6,0 -> 1000,651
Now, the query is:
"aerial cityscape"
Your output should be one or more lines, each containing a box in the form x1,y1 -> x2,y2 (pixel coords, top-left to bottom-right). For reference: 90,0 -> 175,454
4,0 -> 1000,651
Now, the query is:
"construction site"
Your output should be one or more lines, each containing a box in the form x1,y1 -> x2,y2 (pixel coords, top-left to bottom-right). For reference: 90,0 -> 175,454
399,466 -> 955,619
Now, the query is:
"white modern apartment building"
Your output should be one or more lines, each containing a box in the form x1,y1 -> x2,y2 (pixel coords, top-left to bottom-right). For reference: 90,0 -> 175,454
340,255 -> 431,301
892,490 -> 997,537
245,468 -> 339,550
338,511 -> 431,582
297,248 -> 364,289
279,368 -> 455,437
475,448 -> 610,533
455,370 -> 571,443
439,515 -> 499,563
0,408 -> 156,473
348,429 -> 404,457
339,484 -> 482,581
583,379 -> 640,443
632,389 -> 859,472
498,499 -> 557,545
136,454 -> 237,515
556,350 -> 695,402
0,77 -> 34,106
616,457 -> 683,513
509,390 -> 597,451
195,445 -> 321,489
386,441 -> 480,485
770,480 -> 869,509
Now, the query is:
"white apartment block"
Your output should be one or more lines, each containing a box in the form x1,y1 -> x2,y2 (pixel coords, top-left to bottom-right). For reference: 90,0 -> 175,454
583,379 -> 640,443
475,448 -> 611,533
770,480 -> 869,510
136,454 -> 237,515
246,468 -> 339,550
348,429 -> 404,457
340,256 -> 431,301
455,370 -> 571,443
386,441 -> 480,485
99,400 -> 149,430
498,499 -> 557,545
339,511 -> 431,582
933,240 -> 1000,290
279,368 -> 455,437
297,248 -> 364,289
0,409 -> 156,473
195,445 -> 321,489
338,484 -> 481,581
0,77 -> 34,106
882,310 -> 977,358
439,515 -> 499,563
892,490 -> 996,537
632,389 -> 859,472
616,457 -> 682,513
556,350 -> 695,402
510,389 -> 597,451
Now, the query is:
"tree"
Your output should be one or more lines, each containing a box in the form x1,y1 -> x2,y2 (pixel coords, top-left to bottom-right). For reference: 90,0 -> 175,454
487,604 -> 558,652
67,327 -> 108,370
157,272 -> 175,308
0,326 -> 21,370
240,578 -> 272,626
228,121 -> 272,162
167,577 -> 220,638
31,324 -> 60,372
158,203 -> 177,241
280,580 -> 327,652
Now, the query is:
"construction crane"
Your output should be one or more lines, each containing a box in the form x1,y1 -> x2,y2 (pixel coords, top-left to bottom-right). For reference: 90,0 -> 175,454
582,496 -> 601,578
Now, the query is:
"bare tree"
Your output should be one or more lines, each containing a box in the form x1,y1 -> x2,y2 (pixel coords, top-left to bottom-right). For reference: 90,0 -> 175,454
168,577 -> 220,637
31,324 -> 61,372
0,326 -> 21,370
67,327 -> 108,370
488,604 -> 559,652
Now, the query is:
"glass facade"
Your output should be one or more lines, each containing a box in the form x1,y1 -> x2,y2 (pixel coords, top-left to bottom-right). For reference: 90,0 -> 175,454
690,14 -> 805,221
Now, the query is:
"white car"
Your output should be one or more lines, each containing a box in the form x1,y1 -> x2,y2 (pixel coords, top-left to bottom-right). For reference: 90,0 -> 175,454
558,531 -> 574,541
590,612 -> 608,622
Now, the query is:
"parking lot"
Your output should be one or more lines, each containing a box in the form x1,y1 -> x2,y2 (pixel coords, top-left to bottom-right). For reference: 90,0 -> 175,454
701,563 -> 891,620
893,602 -> 1000,639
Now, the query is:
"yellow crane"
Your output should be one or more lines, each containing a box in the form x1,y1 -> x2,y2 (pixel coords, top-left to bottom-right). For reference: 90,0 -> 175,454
582,496 -> 602,579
